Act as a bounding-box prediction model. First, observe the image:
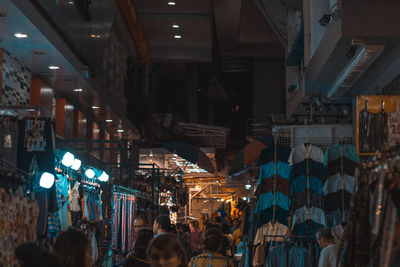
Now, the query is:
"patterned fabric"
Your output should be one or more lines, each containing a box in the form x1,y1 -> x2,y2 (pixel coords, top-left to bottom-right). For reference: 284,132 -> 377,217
291,160 -> 325,179
292,221 -> 324,238
257,146 -> 291,166
255,191 -> 290,212
290,175 -> 323,195
257,206 -> 290,227
292,206 -> 326,227
323,144 -> 360,165
326,209 -> 350,228
189,253 -> 234,267
258,161 -> 291,184
255,176 -> 290,197
324,158 -> 358,178
253,222 -> 289,245
268,245 -> 313,267
291,191 -> 324,211
324,190 -> 352,214
289,144 -> 324,165
48,212 -> 60,246
322,173 -> 355,195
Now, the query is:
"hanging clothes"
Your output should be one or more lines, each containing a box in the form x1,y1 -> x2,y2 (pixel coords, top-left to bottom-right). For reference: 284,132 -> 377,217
267,245 -> 312,267
323,143 -> 359,227
0,186 -> 39,267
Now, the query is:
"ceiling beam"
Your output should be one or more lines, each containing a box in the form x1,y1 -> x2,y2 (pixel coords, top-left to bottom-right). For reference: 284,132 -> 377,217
116,0 -> 149,62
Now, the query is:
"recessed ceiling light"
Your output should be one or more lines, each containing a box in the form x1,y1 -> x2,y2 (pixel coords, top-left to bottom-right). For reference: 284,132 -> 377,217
92,106 -> 100,109
117,129 -> 124,133
174,35 -> 182,39
172,24 -> 180,29
90,34 -> 101,38
73,88 -> 83,92
14,33 -> 29,38
168,2 -> 176,5
67,1 -> 74,4
48,65 -> 60,70
106,119 -> 113,122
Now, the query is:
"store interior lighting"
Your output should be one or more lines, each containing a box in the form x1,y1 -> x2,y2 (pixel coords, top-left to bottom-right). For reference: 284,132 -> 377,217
61,152 -> 75,167
245,181 -> 251,189
39,172 -> 55,189
48,65 -> 60,70
85,168 -> 95,179
71,158 -> 81,170
98,171 -> 109,182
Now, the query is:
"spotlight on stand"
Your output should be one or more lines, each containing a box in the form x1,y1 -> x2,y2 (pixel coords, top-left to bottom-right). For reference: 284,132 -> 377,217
85,169 -> 95,179
71,159 -> 81,170
39,172 -> 55,189
98,171 -> 109,182
61,152 -> 75,167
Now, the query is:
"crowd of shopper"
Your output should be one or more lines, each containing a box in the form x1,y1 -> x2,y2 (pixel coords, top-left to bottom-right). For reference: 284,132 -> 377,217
13,213 -> 340,267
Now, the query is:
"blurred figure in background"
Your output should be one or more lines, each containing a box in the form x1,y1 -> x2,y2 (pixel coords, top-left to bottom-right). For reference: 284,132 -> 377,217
316,228 -> 338,267
190,220 -> 203,256
147,233 -> 188,267
15,243 -> 59,267
124,229 -> 153,267
189,229 -> 234,267
54,228 -> 92,267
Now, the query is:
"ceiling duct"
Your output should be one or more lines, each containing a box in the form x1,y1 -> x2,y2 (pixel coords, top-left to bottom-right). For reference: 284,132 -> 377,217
327,44 -> 385,99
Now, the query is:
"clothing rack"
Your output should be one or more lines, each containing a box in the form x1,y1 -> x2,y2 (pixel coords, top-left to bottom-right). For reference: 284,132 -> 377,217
112,185 -> 150,200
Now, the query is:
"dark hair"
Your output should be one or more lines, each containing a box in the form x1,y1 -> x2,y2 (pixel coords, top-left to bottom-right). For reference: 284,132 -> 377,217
133,229 -> 153,256
215,216 -> 222,223
155,215 -> 172,232
190,220 -> 200,229
54,228 -> 90,267
221,222 -> 231,235
316,228 -> 335,242
135,213 -> 149,226
15,243 -> 59,267
203,229 -> 223,252
147,233 -> 187,267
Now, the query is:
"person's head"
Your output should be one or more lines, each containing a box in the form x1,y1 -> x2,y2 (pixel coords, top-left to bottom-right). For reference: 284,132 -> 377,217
190,220 -> 199,231
15,243 -> 59,267
147,233 -> 187,267
203,228 -> 223,253
233,218 -> 239,229
215,216 -> 222,223
316,228 -> 335,248
205,222 -> 214,231
54,228 -> 92,267
153,215 -> 172,234
134,214 -> 150,236
221,222 -> 231,235
133,229 -> 154,256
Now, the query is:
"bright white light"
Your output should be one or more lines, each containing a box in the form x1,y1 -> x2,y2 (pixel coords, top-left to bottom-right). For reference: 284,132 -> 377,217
61,152 -> 75,167
172,24 -> 180,28
48,65 -> 60,70
71,159 -> 81,170
98,171 -> 109,182
149,151 -> 154,157
174,35 -> 182,39
217,198 -> 221,202
245,183 -> 251,190
173,153 -> 178,157
117,129 -> 124,133
85,169 -> 95,179
106,119 -> 113,122
168,2 -> 176,5
14,33 -> 28,38
39,172 -> 55,189
73,88 -> 83,92
92,106 -> 99,109
242,197 -> 248,201
195,185 -> 201,190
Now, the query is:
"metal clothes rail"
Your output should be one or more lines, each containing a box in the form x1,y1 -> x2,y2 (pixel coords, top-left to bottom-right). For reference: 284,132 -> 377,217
112,185 -> 150,200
